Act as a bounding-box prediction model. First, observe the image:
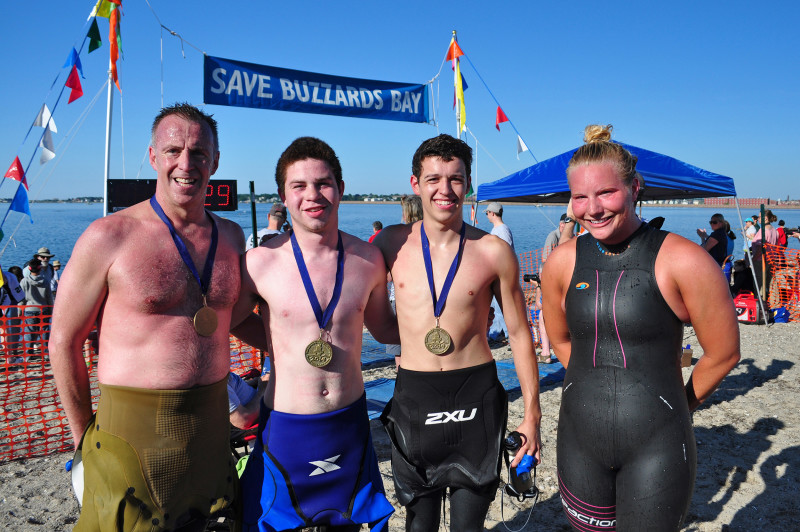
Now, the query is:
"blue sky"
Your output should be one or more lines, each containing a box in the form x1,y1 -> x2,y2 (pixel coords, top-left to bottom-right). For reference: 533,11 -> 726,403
1,1 -> 798,204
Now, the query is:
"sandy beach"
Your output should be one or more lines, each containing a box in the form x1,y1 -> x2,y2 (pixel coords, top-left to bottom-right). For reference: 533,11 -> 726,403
1,322 -> 798,531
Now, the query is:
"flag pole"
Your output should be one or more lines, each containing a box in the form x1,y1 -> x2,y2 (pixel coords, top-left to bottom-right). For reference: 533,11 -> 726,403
452,30 -> 461,140
103,57 -> 113,216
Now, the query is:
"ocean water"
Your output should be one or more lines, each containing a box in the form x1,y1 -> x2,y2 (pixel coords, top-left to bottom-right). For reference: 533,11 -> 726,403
1,202 -> 798,269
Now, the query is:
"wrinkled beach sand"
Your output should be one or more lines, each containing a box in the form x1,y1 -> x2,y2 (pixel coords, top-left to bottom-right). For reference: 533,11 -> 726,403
2,322 -> 798,531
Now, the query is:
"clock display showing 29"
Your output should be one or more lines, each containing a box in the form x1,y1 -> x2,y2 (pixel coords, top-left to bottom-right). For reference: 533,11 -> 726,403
107,179 -> 238,213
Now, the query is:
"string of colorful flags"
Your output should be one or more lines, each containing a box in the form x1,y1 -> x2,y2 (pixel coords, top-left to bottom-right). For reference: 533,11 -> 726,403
444,34 -> 536,163
1,0 -> 123,228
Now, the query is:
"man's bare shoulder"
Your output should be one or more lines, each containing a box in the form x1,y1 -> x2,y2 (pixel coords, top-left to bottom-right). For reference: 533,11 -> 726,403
78,202 -> 153,248
211,212 -> 245,245
372,222 -> 414,252
341,231 -> 386,266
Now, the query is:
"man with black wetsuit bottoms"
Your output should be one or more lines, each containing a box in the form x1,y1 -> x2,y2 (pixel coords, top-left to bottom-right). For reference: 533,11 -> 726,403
374,134 -> 542,531
233,137 -> 399,531
542,124 -> 740,532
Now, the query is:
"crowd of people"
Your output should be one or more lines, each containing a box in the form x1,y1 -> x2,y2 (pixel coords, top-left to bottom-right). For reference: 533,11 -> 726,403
16,104 -> 746,531
1,246 -> 61,359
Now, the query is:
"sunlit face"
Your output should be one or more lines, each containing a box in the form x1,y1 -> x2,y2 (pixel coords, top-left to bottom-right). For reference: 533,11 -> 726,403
279,158 -> 344,234
411,156 -> 469,227
568,161 -> 641,244
149,115 -> 219,211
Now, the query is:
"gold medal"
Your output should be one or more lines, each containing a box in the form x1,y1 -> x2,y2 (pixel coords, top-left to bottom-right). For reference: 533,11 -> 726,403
193,296 -> 218,337
424,319 -> 451,355
305,330 -> 333,367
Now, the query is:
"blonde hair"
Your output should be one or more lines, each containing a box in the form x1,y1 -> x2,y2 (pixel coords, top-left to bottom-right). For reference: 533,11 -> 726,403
401,195 -> 423,224
567,124 -> 641,188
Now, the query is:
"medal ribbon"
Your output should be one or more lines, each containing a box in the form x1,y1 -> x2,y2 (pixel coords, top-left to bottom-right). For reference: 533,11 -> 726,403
420,222 -> 466,319
291,231 -> 345,331
150,196 -> 218,297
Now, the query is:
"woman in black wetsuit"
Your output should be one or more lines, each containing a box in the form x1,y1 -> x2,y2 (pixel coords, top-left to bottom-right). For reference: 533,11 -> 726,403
541,125 -> 740,532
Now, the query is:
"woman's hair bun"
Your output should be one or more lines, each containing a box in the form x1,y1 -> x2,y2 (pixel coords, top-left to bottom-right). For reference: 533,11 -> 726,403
584,124 -> 613,144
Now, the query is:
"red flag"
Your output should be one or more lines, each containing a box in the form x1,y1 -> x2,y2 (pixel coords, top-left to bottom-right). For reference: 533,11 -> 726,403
495,107 -> 509,131
445,38 -> 464,62
4,157 -> 29,190
109,3 -> 121,91
66,65 -> 84,103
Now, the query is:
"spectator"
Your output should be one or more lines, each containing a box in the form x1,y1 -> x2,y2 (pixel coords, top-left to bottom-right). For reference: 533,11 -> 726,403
20,258 -> 54,353
484,202 -> 514,251
1,266 -> 25,355
744,217 -> 757,252
387,195 -> 423,367
50,259 -> 62,298
368,220 -> 383,243
776,220 -> 788,248
697,213 -> 729,266
24,247 -> 55,286
246,203 -> 287,250
485,202 -> 515,341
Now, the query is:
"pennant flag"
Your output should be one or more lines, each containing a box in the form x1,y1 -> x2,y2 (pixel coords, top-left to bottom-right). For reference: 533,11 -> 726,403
470,204 -> 476,224
63,47 -> 84,78
9,184 -> 33,223
109,0 -> 122,91
516,135 -> 529,159
454,58 -> 466,134
66,65 -> 84,103
4,157 -> 28,190
40,129 -> 56,164
445,38 -> 464,61
33,104 -> 57,133
87,18 -> 102,52
90,0 -> 117,18
496,107 -> 509,131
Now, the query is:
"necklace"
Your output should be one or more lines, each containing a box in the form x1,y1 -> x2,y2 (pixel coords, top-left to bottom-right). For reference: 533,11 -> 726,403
596,240 -> 630,256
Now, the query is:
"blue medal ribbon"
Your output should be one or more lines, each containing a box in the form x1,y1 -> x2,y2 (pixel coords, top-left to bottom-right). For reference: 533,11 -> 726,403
420,222 -> 467,319
149,196 -> 218,297
290,231 -> 345,331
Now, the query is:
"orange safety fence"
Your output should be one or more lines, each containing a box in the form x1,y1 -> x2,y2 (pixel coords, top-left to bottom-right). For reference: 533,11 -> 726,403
0,306 -> 264,463
518,249 -> 545,346
763,244 -> 800,322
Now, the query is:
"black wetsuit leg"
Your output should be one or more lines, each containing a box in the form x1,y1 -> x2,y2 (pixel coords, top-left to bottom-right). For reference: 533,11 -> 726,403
405,490 -> 444,532
405,488 -> 492,532
448,488 -> 493,532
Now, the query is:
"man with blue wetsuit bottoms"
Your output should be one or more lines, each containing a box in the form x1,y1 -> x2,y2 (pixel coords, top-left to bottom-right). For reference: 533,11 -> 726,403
374,134 -> 542,531
542,124 -> 740,531
233,137 -> 400,531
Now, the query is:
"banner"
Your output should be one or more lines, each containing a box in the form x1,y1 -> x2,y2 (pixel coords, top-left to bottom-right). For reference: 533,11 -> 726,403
204,55 -> 429,123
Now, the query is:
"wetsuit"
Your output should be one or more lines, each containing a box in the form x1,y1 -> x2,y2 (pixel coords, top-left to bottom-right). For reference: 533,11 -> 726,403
75,379 -> 239,532
381,360 -> 507,531
240,393 -> 393,532
558,224 -> 696,532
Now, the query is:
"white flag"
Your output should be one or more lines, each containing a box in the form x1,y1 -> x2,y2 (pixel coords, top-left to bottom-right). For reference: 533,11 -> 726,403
33,104 -> 57,133
40,128 -> 56,164
516,135 -> 529,159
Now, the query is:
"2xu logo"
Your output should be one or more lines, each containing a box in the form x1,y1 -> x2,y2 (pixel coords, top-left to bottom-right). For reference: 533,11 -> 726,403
425,408 -> 477,425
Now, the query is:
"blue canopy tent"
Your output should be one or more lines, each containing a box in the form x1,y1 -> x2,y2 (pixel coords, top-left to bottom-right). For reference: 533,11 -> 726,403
477,142 -> 736,203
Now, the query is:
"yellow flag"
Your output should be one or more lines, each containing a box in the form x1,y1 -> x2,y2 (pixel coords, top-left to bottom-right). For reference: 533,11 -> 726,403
455,59 -> 466,134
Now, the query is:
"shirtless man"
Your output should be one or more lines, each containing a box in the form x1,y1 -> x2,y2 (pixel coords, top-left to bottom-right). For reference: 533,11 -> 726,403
374,134 -> 542,531
234,137 -> 398,531
50,103 -> 259,531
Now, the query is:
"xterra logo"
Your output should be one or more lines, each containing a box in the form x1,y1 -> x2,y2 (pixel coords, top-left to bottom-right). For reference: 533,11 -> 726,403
425,408 -> 477,425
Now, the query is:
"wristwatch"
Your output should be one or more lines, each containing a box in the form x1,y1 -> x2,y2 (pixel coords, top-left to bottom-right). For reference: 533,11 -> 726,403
564,217 -> 575,224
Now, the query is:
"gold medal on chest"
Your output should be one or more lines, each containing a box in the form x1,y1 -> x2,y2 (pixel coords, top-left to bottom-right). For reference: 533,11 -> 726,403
305,329 -> 333,368
193,295 -> 218,337
424,318 -> 452,355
